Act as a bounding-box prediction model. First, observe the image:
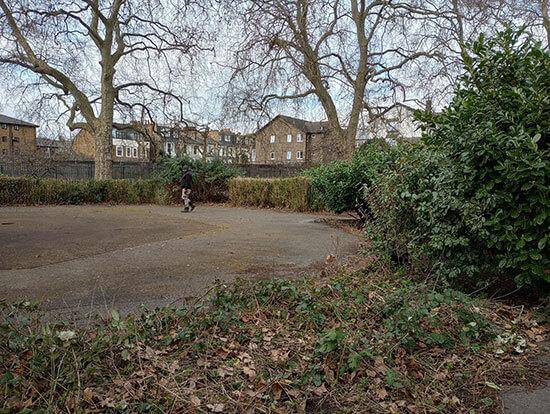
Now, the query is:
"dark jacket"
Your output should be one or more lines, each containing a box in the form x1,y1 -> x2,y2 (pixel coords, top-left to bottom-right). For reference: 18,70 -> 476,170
180,171 -> 193,189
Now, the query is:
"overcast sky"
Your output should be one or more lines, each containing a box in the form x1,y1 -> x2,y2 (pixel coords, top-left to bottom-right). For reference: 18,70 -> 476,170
0,0 -> 546,139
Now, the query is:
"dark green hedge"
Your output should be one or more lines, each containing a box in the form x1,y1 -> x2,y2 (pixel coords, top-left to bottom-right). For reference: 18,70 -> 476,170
152,156 -> 243,203
228,176 -> 322,212
0,176 -> 169,206
366,30 -> 549,291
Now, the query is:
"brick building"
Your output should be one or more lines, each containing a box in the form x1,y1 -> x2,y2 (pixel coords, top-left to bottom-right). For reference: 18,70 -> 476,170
253,115 -> 337,165
156,125 -> 254,163
73,122 -> 255,164
0,114 -> 38,158
72,123 -> 152,162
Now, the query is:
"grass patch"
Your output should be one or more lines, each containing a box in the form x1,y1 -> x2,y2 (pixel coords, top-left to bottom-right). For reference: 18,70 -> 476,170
1,266 -> 546,413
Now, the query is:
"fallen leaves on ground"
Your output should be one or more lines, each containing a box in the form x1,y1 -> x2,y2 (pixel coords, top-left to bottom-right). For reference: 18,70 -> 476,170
0,267 -> 547,413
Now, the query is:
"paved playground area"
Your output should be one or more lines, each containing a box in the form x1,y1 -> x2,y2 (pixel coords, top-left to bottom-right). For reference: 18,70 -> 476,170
0,205 -> 359,317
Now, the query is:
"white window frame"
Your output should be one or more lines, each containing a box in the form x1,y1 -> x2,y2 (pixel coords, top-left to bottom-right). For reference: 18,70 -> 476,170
270,152 -> 275,160
297,133 -> 303,142
270,135 -> 276,144
125,147 -> 131,157
14,125 -> 19,131
1,124 -> 7,129
286,151 -> 292,160
296,150 -> 303,159
132,147 -> 138,158
116,146 -> 123,157
287,134 -> 292,143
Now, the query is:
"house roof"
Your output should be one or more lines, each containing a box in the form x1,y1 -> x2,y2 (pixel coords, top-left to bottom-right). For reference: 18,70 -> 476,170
0,114 -> 39,127
257,114 -> 329,135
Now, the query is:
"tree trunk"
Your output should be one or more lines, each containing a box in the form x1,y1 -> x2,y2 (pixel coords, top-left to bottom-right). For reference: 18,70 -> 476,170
543,0 -> 550,48
94,122 -> 113,179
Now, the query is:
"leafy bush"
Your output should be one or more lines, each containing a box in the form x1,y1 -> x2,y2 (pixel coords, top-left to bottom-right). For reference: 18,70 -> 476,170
0,176 -> 161,205
368,29 -> 549,291
306,140 -> 395,213
229,176 -> 321,212
153,156 -> 242,202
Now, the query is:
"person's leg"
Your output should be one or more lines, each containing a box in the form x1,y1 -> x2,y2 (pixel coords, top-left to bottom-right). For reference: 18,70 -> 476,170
181,188 -> 190,211
188,189 -> 195,211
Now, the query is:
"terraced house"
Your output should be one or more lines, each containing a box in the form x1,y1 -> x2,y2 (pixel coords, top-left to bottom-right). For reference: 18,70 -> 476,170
157,125 -> 254,163
253,115 -> 335,165
0,114 -> 38,158
72,123 -> 152,162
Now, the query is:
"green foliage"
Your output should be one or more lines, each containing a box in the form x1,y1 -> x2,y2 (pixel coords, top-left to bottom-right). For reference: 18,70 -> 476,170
305,140 -> 396,213
367,29 -> 549,291
1,268 -> 528,413
0,176 -> 161,206
152,156 -> 243,202
228,176 -> 321,212
316,327 -> 346,354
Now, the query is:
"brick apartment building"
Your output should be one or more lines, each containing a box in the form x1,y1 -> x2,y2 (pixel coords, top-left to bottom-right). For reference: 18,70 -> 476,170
73,122 -> 254,164
0,114 -> 38,158
153,125 -> 254,163
253,115 -> 336,165
72,123 -> 152,162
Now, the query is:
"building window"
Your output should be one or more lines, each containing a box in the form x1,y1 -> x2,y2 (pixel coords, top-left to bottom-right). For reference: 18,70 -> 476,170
125,147 -> 131,157
14,125 -> 19,131
116,146 -> 123,157
297,133 -> 303,142
1,136 -> 6,142
296,150 -> 303,159
270,135 -> 275,144
287,134 -> 292,143
270,152 -> 275,160
132,147 -> 138,158
12,137 -> 19,143
1,124 -> 6,129
286,151 -> 292,160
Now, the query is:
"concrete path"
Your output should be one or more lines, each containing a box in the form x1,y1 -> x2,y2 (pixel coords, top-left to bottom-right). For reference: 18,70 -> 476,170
0,205 -> 359,318
501,341 -> 550,414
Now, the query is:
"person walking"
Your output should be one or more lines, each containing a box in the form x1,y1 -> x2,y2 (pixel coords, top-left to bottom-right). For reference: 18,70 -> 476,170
180,165 -> 195,212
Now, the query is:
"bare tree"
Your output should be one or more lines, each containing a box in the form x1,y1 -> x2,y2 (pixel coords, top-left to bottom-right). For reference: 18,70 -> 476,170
0,0 -> 203,178
225,0 -> 447,158
542,0 -> 550,46
225,0 -> 545,155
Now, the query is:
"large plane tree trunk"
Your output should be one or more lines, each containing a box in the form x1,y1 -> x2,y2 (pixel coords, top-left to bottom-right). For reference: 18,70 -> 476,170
93,122 -> 114,179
